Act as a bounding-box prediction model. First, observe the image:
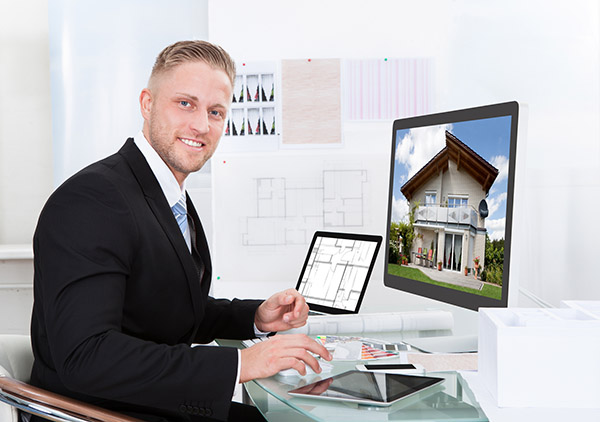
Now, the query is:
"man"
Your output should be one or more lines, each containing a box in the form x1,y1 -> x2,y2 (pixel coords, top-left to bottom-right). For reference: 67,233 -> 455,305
30,40 -> 331,422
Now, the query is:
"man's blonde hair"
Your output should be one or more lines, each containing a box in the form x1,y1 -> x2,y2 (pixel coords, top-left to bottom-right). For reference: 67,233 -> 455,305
149,40 -> 236,88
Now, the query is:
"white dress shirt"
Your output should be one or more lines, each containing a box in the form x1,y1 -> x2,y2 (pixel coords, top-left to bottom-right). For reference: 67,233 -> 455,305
133,131 -> 191,250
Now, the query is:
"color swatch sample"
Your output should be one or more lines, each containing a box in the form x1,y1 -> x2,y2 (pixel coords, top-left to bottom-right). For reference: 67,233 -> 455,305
317,335 -> 399,361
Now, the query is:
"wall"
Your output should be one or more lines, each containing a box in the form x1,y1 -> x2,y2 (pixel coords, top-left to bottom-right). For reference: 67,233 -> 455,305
208,0 -> 600,330
1,0 -> 599,335
0,0 -> 211,334
0,0 -> 53,245
0,0 -> 52,334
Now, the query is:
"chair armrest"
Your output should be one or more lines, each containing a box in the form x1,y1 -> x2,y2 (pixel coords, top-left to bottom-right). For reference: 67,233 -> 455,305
0,375 -> 142,422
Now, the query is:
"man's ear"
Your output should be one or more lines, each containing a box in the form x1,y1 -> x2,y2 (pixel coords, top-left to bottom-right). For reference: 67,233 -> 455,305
139,88 -> 153,120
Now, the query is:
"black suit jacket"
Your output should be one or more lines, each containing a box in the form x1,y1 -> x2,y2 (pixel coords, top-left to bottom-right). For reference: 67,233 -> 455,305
30,139 -> 262,421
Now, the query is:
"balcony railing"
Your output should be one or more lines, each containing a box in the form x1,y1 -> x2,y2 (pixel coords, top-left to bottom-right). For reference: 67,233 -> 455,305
415,204 -> 479,228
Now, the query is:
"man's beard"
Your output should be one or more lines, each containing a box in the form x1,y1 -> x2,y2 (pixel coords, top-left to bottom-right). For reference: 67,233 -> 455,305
147,120 -> 210,176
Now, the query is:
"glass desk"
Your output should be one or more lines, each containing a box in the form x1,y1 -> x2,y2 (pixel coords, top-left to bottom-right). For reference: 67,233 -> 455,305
219,339 -> 488,422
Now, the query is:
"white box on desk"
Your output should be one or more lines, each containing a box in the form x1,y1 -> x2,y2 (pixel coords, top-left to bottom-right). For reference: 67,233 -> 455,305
478,301 -> 600,408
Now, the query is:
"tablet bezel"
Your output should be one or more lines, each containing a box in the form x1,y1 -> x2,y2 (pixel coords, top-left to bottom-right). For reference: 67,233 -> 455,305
295,231 -> 383,315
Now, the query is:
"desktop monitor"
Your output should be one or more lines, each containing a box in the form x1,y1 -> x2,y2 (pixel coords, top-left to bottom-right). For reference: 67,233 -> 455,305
384,101 -> 520,313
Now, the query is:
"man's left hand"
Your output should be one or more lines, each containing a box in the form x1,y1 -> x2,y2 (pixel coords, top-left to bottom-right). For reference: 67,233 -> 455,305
254,289 -> 309,333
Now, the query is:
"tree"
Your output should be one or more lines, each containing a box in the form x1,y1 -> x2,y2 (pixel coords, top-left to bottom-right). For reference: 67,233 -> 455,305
388,221 -> 401,263
396,201 -> 418,263
482,234 -> 504,285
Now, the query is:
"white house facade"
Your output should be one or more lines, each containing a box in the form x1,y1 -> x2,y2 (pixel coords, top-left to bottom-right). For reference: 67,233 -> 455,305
400,131 -> 498,275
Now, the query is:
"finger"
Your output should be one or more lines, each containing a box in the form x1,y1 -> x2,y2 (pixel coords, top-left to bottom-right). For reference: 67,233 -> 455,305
292,293 -> 307,317
280,347 -> 321,375
283,335 -> 332,361
292,359 -> 308,376
281,357 -> 306,374
280,290 -> 297,306
288,312 -> 309,328
302,337 -> 333,361
298,350 -> 322,374
283,301 -> 308,324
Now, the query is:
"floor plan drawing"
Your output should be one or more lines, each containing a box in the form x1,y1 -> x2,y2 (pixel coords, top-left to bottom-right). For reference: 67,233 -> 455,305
242,169 -> 368,246
211,150 -> 388,287
297,236 -> 378,310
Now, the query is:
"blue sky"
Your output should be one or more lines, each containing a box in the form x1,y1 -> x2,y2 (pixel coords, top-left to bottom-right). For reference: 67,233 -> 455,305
391,115 -> 512,240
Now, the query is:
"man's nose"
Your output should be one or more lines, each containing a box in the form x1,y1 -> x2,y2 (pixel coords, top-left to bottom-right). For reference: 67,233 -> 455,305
190,110 -> 210,134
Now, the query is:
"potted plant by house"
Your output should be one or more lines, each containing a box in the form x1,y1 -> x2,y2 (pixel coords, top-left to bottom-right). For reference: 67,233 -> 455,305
464,265 -> 468,276
473,256 -> 480,279
402,255 -> 408,265
437,261 -> 442,271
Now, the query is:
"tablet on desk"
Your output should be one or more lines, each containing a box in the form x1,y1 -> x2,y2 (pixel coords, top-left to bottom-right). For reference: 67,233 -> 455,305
288,370 -> 444,407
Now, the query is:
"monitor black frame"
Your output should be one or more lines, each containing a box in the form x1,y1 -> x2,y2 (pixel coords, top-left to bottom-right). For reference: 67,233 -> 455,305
384,101 -> 519,311
295,231 -> 382,314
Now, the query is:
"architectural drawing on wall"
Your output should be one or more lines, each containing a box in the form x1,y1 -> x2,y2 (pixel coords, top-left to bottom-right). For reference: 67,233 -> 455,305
242,169 -> 368,247
212,149 -> 389,285
342,58 -> 434,120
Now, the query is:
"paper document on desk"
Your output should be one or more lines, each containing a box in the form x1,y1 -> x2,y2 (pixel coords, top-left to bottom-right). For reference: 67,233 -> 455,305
286,311 -> 453,336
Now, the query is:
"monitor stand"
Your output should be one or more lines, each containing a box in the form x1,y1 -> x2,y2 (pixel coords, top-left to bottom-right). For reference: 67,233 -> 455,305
404,334 -> 478,353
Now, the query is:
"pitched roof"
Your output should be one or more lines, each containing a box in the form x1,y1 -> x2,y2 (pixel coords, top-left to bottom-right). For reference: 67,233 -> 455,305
400,131 -> 499,201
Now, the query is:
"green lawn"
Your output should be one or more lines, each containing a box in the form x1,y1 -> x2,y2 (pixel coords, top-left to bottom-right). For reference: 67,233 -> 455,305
388,263 -> 502,300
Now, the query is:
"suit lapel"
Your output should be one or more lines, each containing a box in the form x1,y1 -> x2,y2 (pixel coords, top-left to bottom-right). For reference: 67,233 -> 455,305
186,198 -> 211,275
118,139 -> 204,322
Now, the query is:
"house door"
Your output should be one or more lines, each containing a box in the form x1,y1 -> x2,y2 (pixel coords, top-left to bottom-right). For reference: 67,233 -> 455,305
444,233 -> 463,271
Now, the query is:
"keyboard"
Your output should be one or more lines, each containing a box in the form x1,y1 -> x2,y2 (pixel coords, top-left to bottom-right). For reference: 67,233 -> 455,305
242,337 -> 269,348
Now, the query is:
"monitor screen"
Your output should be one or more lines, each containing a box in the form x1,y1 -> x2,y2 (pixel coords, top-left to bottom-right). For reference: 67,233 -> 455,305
384,102 -> 519,311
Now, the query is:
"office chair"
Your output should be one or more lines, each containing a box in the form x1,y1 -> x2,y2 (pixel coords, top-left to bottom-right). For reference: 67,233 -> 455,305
0,334 -> 141,422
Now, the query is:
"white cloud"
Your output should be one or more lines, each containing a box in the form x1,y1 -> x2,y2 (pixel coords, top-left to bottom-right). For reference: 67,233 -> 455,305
396,124 -> 450,181
490,155 -> 509,183
392,195 -> 409,223
486,192 -> 507,218
486,217 -> 505,240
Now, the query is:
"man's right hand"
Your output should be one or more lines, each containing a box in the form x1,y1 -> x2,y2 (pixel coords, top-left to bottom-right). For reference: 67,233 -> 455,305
239,334 -> 333,383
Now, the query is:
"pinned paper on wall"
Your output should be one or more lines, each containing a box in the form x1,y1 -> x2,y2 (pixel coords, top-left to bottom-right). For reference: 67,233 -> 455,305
342,58 -> 434,120
281,59 -> 342,145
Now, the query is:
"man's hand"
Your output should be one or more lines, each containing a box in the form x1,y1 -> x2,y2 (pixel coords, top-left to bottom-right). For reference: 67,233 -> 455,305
239,334 -> 332,383
254,288 -> 309,333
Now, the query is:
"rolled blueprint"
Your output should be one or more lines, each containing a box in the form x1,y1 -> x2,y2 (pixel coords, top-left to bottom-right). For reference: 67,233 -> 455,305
286,311 -> 453,336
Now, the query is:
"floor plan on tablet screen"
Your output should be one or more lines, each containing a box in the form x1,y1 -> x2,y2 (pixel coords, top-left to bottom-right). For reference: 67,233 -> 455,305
297,234 -> 379,311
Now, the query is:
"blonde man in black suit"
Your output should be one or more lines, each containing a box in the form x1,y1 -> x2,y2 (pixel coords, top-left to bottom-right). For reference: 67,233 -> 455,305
30,40 -> 331,422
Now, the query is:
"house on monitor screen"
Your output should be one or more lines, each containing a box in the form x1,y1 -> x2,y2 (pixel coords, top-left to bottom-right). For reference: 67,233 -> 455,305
400,131 -> 498,275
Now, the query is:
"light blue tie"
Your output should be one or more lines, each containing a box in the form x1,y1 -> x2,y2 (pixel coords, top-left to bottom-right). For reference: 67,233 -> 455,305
172,194 -> 190,248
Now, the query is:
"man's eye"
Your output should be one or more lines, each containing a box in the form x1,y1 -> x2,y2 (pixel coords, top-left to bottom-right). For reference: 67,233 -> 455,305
210,110 -> 223,118
180,101 -> 190,107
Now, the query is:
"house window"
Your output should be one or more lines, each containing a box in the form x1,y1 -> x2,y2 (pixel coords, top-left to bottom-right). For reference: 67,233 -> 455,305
425,192 -> 437,207
448,195 -> 468,208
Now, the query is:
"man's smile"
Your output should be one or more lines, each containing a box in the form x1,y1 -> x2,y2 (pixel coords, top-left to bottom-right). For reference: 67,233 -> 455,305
178,137 -> 205,148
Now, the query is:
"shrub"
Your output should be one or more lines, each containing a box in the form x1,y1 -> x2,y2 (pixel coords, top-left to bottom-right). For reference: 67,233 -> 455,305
389,241 -> 400,264
485,264 -> 503,285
